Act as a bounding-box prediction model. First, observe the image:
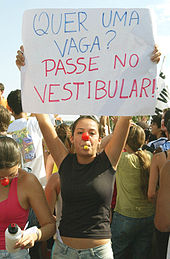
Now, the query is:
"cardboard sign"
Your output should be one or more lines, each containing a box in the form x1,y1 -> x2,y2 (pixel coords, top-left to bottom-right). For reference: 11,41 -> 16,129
21,8 -> 157,115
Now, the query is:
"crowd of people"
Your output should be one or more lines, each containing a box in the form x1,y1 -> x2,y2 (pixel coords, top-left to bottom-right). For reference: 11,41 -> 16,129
0,44 -> 169,259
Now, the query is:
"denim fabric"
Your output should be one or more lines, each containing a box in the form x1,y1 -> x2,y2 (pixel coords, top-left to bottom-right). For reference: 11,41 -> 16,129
0,249 -> 30,258
151,228 -> 169,259
167,238 -> 170,259
111,211 -> 154,259
51,239 -> 114,259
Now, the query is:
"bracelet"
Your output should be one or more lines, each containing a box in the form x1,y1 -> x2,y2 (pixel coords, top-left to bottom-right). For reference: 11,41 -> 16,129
35,228 -> 40,242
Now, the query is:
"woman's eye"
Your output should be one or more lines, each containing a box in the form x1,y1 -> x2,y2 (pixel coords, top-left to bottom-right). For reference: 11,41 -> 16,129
77,132 -> 83,135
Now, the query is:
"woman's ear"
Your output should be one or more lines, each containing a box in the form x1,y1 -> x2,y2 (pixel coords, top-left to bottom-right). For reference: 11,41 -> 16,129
70,135 -> 74,144
97,138 -> 102,153
70,136 -> 75,153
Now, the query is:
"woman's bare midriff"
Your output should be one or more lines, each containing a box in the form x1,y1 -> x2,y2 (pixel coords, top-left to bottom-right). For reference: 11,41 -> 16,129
61,236 -> 110,249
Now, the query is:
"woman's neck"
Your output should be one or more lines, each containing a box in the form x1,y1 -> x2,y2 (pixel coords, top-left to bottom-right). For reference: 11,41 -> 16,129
125,144 -> 134,154
14,112 -> 27,120
76,154 -> 96,164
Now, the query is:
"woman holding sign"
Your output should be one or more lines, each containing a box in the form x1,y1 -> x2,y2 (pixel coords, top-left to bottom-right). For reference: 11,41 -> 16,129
16,46 -> 160,259
36,115 -> 132,259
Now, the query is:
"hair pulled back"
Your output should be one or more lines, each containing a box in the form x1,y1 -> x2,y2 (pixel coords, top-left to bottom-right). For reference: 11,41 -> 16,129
127,125 -> 151,196
71,115 -> 102,137
0,136 -> 21,168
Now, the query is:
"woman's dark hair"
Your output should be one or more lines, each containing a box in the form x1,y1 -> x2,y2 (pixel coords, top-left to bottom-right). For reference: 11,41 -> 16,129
127,125 -> 151,196
151,114 -> 162,128
164,110 -> 170,128
0,136 -> 21,168
71,115 -> 102,137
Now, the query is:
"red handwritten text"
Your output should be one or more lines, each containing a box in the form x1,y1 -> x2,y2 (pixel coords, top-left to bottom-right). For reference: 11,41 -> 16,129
114,53 -> 139,69
42,56 -> 100,77
34,78 -> 156,103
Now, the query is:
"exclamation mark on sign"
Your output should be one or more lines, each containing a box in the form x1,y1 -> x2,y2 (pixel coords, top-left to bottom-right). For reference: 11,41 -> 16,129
152,79 -> 156,97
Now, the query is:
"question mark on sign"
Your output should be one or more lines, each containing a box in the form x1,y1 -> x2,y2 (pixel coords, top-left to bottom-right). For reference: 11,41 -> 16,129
106,30 -> 116,49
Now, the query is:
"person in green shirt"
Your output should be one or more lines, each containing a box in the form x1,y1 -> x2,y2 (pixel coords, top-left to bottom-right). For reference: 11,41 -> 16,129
111,124 -> 154,259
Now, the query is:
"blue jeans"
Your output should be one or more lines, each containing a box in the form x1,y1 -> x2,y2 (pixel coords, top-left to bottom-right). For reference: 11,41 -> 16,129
111,212 -> 154,259
0,249 -> 30,258
51,239 -> 114,259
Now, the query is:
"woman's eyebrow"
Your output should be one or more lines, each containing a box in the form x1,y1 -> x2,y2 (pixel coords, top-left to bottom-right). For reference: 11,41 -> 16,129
76,127 -> 97,130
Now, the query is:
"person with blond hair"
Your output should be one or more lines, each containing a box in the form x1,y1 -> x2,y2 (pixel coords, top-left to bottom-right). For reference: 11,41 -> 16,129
111,124 -> 154,259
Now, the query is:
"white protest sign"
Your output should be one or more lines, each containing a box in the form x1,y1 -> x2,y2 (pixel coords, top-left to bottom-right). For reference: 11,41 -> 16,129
21,8 -> 157,115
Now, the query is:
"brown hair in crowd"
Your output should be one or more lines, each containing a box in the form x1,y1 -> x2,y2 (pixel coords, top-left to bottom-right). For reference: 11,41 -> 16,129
0,136 -> 21,169
126,124 -> 151,196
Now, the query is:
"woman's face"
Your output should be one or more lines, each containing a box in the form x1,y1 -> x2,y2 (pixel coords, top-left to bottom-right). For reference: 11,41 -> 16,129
0,165 -> 19,186
151,122 -> 160,136
71,118 -> 100,159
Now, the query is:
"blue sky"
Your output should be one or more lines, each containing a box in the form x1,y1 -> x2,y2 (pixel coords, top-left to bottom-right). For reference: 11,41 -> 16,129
0,0 -> 169,119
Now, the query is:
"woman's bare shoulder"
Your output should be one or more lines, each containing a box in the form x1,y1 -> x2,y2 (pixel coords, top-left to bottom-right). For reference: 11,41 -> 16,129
161,160 -> 170,178
152,151 -> 167,163
18,168 -> 41,187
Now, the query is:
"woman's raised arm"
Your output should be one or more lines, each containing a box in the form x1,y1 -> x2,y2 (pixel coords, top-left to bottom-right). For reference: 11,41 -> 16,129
105,116 -> 131,170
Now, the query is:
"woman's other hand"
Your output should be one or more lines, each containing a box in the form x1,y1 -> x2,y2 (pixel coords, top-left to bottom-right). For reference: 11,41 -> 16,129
16,45 -> 25,70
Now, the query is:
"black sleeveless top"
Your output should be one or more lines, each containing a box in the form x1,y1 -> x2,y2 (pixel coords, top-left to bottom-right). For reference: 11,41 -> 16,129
58,151 -> 115,239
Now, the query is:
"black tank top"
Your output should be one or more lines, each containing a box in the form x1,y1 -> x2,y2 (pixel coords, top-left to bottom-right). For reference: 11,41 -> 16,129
58,151 -> 115,239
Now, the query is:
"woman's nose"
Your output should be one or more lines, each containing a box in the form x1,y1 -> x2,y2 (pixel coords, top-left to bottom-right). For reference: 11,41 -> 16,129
82,132 -> 90,141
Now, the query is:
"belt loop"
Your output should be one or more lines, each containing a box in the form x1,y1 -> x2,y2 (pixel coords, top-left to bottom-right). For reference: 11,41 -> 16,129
57,239 -> 68,255
90,248 -> 95,256
63,245 -> 69,254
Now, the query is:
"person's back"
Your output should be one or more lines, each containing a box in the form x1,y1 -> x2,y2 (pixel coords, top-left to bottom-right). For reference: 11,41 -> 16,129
111,125 -> 154,259
154,160 -> 170,259
115,125 -> 154,216
7,90 -> 46,186
148,119 -> 170,259
115,151 -> 154,218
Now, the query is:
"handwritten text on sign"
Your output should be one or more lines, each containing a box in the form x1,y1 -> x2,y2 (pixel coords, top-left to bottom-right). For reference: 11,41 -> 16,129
21,8 -> 157,115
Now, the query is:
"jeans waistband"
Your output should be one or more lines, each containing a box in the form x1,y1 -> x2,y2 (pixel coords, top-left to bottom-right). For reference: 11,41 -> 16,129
55,238 -> 111,255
